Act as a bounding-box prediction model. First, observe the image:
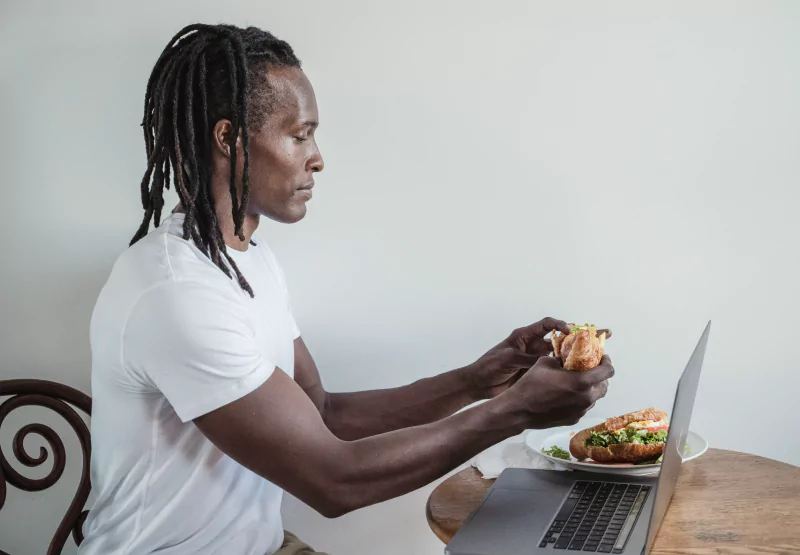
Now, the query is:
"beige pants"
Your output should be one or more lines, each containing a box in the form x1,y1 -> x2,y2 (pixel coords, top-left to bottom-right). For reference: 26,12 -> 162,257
274,531 -> 330,555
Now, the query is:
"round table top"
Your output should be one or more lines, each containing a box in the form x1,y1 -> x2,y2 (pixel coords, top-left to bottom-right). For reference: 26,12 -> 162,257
426,448 -> 800,553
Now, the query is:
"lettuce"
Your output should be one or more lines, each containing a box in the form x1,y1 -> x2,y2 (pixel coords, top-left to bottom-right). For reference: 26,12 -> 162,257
634,454 -> 664,465
542,445 -> 571,460
586,428 -> 667,447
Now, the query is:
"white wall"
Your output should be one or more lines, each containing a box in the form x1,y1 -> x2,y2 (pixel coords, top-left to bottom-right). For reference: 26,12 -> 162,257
1,1 -> 799,554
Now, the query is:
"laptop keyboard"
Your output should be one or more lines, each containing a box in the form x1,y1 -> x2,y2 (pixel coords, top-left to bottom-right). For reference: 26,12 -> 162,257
538,481 -> 651,553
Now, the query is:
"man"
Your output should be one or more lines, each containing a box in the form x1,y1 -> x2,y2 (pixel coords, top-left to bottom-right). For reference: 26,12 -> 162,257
81,23 -> 614,555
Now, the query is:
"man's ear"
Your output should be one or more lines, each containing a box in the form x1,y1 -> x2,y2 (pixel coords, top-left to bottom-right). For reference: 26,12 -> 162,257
212,119 -> 241,157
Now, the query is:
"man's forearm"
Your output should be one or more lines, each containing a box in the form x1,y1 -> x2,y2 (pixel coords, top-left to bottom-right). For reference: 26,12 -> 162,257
196,356 -> 611,520
326,392 -> 529,516
323,366 -> 482,440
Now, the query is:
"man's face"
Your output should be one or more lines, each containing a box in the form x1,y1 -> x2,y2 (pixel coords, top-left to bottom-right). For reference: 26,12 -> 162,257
242,66 -> 324,224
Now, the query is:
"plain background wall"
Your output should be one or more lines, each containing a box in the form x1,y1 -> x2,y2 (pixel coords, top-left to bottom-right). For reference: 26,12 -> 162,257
1,1 -> 799,553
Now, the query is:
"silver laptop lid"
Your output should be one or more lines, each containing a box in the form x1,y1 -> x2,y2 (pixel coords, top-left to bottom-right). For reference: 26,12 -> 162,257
642,321 -> 711,554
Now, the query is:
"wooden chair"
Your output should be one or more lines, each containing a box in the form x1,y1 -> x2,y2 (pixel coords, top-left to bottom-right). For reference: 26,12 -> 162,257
0,379 -> 92,555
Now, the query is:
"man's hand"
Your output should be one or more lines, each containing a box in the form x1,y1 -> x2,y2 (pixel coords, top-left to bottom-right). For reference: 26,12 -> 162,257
466,317 -> 573,400
503,354 -> 615,429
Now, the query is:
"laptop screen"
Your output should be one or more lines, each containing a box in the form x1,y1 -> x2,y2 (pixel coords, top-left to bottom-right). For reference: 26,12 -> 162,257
642,322 -> 710,554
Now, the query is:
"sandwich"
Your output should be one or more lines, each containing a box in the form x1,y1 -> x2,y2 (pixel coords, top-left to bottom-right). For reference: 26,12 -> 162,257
552,323 -> 609,371
569,408 -> 669,464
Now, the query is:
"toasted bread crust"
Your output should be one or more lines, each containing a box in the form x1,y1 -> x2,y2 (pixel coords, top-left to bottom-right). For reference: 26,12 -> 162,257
565,328 -> 604,371
552,333 -> 566,362
586,442 -> 665,463
568,408 -> 668,460
569,429 -> 594,460
599,408 -> 668,433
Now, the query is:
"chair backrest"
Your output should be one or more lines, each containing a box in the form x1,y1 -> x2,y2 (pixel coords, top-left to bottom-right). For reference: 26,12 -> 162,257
0,379 -> 92,555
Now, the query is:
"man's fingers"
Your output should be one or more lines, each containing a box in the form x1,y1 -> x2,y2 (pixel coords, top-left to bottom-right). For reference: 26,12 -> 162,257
514,317 -> 570,338
535,355 -> 565,370
597,328 -> 612,339
589,380 -> 609,402
540,317 -> 572,335
578,355 -> 615,385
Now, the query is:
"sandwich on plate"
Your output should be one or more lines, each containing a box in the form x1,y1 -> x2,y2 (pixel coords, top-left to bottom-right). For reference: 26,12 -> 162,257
569,408 -> 669,464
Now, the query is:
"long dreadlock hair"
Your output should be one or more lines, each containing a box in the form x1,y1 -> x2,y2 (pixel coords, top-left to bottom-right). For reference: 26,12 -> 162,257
130,23 -> 301,297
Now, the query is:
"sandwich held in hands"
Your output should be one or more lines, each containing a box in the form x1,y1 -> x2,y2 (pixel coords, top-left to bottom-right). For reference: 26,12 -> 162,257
569,408 -> 669,463
551,323 -> 610,371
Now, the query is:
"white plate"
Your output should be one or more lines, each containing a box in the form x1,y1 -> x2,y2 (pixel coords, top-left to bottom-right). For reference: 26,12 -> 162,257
525,417 -> 709,476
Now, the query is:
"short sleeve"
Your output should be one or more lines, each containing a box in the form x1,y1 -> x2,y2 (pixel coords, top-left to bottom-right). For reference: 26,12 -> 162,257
123,280 -> 275,422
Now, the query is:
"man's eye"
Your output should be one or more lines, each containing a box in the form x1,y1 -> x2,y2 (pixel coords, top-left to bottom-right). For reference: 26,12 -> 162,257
294,136 -> 308,143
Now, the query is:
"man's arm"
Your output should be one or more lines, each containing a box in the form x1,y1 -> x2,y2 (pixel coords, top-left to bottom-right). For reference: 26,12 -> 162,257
294,319 -> 587,440
294,337 -> 482,440
195,355 -> 613,518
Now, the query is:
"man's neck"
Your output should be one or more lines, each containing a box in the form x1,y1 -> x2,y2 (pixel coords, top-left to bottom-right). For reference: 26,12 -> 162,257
173,203 -> 259,252
220,212 -> 260,252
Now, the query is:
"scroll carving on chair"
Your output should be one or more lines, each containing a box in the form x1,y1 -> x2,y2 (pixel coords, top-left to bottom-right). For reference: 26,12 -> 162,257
0,379 -> 92,555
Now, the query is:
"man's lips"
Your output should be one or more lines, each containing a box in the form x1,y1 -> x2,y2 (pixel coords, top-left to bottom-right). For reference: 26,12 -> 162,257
296,182 -> 314,199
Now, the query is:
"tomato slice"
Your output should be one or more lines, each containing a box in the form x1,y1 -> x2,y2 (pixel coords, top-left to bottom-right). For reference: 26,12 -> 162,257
645,426 -> 669,433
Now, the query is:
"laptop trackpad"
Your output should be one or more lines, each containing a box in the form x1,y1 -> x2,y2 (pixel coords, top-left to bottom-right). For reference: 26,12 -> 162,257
451,488 -> 557,555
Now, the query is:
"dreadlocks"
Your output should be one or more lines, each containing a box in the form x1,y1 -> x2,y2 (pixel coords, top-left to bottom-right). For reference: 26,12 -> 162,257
130,23 -> 301,297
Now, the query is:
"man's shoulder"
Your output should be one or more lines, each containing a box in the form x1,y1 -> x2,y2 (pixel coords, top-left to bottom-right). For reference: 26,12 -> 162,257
113,226 -> 236,291
93,227 -> 244,328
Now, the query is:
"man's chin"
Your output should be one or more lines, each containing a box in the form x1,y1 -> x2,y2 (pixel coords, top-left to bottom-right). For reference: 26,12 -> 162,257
262,204 -> 307,225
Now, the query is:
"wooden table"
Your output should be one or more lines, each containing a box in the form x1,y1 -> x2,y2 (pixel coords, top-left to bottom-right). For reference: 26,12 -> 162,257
426,448 -> 800,554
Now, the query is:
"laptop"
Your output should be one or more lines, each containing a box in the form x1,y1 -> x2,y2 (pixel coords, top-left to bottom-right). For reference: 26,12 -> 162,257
445,321 -> 710,555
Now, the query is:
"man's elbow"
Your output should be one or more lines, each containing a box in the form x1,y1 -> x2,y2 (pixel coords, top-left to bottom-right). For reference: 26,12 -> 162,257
311,492 -> 361,519
307,467 -> 366,518
315,498 -> 352,519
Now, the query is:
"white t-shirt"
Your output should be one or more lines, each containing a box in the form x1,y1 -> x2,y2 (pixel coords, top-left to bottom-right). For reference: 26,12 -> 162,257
80,213 -> 299,555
